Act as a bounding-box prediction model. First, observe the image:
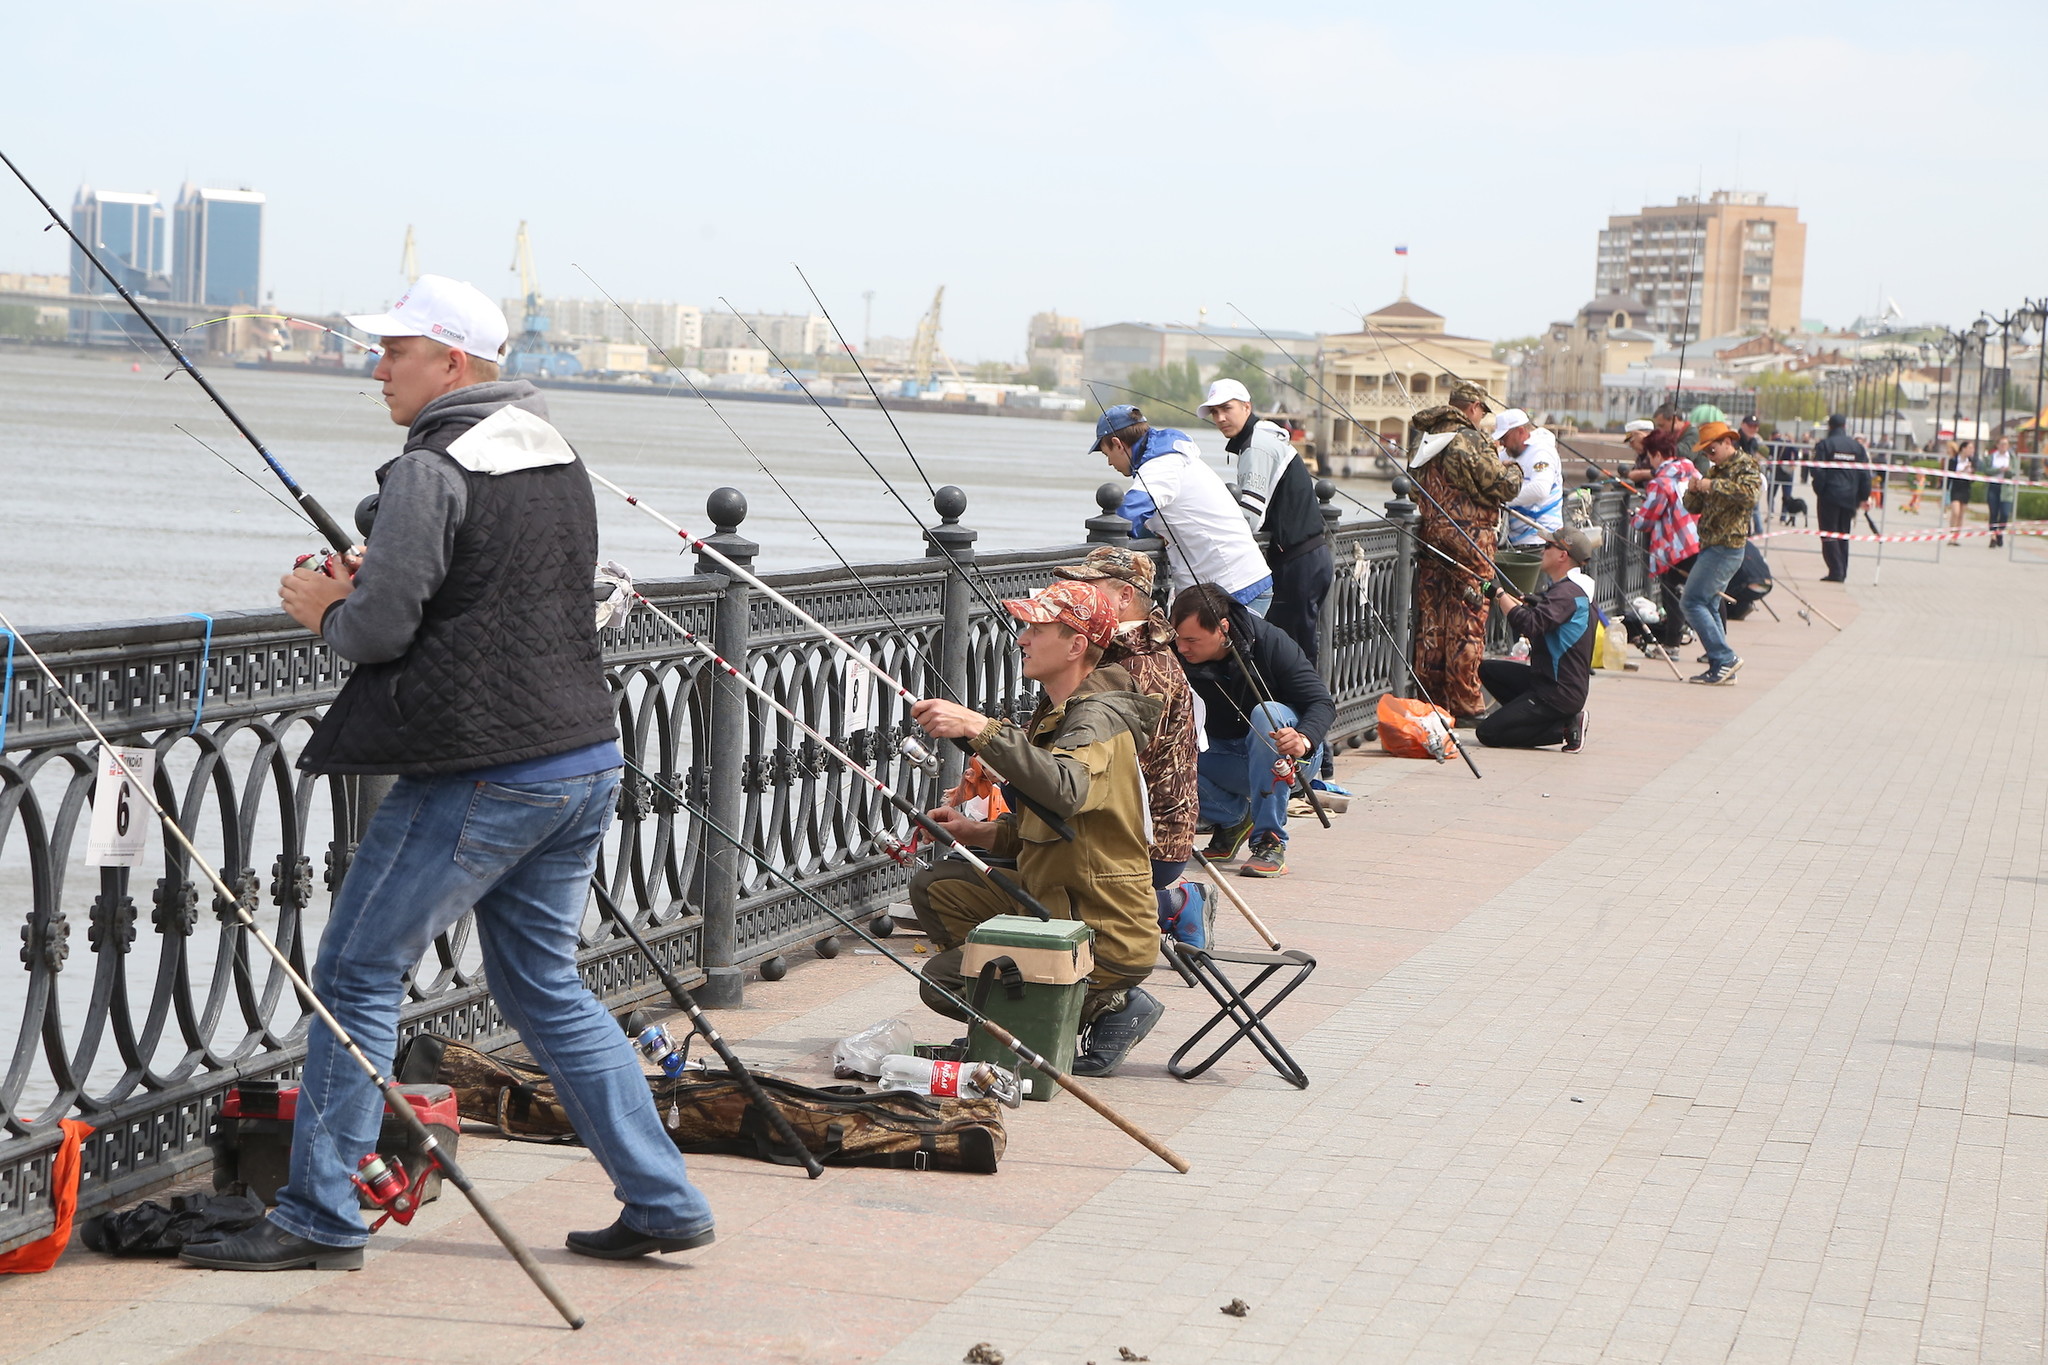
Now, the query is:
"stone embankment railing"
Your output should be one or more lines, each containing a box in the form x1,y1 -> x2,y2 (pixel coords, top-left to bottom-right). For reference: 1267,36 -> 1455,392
0,475 -> 1643,1251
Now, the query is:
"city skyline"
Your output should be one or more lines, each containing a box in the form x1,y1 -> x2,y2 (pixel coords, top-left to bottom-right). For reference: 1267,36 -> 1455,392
2,1 -> 2040,360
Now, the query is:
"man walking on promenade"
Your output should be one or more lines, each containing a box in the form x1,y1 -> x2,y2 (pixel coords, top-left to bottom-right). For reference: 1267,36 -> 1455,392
1809,413 -> 1872,582
1095,404 -> 1272,609
1198,378 -> 1334,661
186,276 -> 715,1272
1407,382 -> 1523,722
1681,420 -> 1764,684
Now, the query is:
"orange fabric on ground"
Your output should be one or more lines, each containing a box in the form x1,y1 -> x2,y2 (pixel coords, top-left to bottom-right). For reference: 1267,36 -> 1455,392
0,1119 -> 94,1273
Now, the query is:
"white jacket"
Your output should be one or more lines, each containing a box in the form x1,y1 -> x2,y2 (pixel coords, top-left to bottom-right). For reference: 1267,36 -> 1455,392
1123,432 -> 1271,598
1506,428 -> 1564,545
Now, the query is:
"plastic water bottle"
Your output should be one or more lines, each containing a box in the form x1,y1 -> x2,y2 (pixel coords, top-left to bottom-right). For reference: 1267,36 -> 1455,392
831,1018 -> 916,1080
875,1054 -> 1025,1105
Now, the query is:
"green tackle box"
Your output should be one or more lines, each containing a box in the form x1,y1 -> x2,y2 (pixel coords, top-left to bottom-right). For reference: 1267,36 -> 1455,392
962,915 -> 1094,1102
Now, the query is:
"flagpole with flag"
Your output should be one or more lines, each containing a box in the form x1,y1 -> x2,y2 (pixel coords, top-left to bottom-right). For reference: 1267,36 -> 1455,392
1394,244 -> 1409,298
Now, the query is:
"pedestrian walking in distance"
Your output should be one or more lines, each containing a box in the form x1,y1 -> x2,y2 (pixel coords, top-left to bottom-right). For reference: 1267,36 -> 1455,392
1808,413 -> 1872,582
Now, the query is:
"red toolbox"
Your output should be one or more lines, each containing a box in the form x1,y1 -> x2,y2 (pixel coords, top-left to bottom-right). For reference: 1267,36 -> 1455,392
211,1080 -> 459,1209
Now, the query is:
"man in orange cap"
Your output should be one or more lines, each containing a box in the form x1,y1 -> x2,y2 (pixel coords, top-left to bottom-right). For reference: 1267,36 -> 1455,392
907,580 -> 1167,1077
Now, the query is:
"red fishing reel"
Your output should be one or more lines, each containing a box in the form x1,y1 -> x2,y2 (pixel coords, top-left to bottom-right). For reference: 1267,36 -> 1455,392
293,547 -> 364,579
353,1151 -> 432,1230
876,831 -> 921,867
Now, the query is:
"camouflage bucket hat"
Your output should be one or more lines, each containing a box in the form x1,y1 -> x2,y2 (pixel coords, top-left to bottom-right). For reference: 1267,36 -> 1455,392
1054,545 -> 1155,594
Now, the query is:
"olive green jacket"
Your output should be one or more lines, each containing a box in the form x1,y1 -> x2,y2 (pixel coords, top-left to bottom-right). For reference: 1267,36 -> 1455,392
971,665 -> 1163,977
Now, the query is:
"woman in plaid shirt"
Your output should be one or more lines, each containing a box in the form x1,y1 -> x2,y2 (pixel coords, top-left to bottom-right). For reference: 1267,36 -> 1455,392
1629,430 -> 1700,650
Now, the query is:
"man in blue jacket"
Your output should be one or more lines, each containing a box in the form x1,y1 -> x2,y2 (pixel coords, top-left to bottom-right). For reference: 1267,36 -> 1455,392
1476,529 -> 1598,753
1807,414 -> 1871,582
183,275 -> 714,1273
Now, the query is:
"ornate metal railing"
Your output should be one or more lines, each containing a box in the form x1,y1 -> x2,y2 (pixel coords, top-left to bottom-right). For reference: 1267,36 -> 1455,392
0,476 -> 1642,1252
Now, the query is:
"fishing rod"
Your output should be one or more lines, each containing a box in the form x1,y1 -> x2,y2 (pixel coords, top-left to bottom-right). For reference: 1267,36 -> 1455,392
0,608 -> 584,1327
614,574 -> 1061,915
615,756 -> 1190,1173
177,424 -> 323,533
0,150 -> 353,556
572,266 -> 956,696
1086,393 -> 1331,825
586,882 -> 824,1178
585,469 -> 1084,848
716,299 -> 1014,624
792,265 -> 937,498
184,313 -> 382,356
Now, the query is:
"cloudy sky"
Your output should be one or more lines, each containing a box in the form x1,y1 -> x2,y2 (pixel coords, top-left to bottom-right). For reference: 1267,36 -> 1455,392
3,0 -> 2039,358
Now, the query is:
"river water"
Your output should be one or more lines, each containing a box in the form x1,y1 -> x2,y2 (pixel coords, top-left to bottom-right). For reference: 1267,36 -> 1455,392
0,347 -> 1131,628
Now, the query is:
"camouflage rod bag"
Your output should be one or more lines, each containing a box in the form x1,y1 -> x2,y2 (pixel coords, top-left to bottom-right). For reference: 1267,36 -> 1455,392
397,1033 -> 1006,1174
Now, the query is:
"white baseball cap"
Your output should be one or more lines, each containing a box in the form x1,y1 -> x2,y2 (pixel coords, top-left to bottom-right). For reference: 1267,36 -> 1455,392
1490,408 -> 1534,440
1623,419 -> 1655,434
1197,377 -> 1253,418
346,274 -> 509,362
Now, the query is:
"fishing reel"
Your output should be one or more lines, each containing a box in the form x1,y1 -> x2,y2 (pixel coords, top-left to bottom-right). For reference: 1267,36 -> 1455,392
352,1151 -> 431,1230
876,830 -> 920,867
898,734 -> 940,776
293,547 -> 363,579
635,1023 -> 708,1079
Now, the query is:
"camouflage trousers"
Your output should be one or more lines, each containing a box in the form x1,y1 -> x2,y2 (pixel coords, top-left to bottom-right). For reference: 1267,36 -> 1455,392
1412,528 -> 1495,718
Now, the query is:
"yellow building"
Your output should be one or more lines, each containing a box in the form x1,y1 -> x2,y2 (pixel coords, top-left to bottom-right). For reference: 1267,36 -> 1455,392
1313,297 -> 1509,472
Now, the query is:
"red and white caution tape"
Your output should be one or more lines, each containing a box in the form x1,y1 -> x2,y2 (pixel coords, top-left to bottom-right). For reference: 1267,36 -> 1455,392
1750,521 -> 2046,545
1764,456 -> 2041,489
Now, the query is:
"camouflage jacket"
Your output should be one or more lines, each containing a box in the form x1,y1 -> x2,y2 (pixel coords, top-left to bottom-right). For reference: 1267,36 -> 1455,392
1682,450 -> 1763,548
1407,404 -> 1523,558
1101,613 -> 1198,864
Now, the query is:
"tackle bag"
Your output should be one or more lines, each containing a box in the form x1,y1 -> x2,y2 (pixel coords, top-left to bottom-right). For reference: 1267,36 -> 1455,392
77,1192 -> 266,1258
400,1034 -> 1006,1174
1376,693 -> 1459,762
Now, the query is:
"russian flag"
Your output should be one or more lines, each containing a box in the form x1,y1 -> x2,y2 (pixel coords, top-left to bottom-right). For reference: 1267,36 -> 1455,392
1394,244 -> 1409,256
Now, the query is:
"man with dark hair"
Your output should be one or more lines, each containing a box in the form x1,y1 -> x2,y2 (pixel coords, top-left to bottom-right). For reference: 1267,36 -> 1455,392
188,276 -> 716,1272
1477,530 -> 1599,752
1808,414 -> 1872,581
1406,381 -> 1523,722
1171,583 -> 1335,879
909,578 -> 1166,1078
1198,378 -> 1333,661
1055,547 -> 1206,947
1093,404 -> 1272,609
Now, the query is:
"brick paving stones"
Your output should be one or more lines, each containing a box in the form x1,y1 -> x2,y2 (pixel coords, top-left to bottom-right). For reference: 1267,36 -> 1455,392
7,548 -> 2042,1363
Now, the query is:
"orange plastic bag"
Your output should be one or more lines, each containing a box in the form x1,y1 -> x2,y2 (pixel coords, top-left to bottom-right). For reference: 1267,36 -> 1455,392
942,756 -> 1011,822
1376,694 -> 1459,762
0,1119 -> 94,1273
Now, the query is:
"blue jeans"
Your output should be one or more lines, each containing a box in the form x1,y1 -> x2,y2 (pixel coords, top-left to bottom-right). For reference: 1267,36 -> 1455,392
1198,702 -> 1321,844
270,770 -> 712,1249
1681,544 -> 1746,670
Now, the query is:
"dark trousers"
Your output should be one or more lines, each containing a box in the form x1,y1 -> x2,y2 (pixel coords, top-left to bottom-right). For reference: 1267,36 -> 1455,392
1818,501 -> 1854,579
1475,659 -> 1575,749
1267,543 -> 1334,665
1987,487 -> 2010,534
1652,560 -> 1693,647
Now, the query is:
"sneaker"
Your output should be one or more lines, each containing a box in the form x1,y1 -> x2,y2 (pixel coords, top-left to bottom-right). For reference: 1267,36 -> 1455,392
1069,988 -> 1165,1077
1202,813 -> 1255,861
1562,709 -> 1588,753
1240,836 -> 1288,878
1688,665 -> 1740,686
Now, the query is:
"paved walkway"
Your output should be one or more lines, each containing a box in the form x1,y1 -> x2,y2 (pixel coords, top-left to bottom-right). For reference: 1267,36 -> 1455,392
7,536 -> 2046,1363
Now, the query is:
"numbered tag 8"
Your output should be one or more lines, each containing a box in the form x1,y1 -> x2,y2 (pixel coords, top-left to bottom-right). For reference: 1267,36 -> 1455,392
86,746 -> 156,867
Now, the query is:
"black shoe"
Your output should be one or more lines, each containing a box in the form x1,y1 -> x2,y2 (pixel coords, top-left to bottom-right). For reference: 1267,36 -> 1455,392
1202,814 -> 1254,861
1070,988 -> 1165,1078
565,1216 -> 716,1260
1562,710 -> 1588,753
177,1218 -> 363,1271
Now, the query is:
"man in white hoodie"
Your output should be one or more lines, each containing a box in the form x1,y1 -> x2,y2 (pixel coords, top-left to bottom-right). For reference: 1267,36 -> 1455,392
1491,409 -> 1564,549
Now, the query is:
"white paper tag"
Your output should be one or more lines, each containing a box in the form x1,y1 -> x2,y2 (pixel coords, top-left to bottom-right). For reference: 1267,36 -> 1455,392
842,660 -> 871,735
86,746 -> 156,867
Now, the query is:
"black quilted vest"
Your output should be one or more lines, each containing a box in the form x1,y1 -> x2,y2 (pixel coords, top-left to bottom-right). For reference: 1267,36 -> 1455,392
298,429 -> 616,776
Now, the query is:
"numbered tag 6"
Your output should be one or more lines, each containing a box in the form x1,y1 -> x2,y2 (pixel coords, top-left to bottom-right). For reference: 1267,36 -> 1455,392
85,746 -> 156,868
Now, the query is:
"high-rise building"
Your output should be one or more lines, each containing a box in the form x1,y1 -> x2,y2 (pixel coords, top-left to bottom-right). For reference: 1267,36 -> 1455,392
69,187 -> 169,296
1595,191 -> 1805,343
173,185 -> 265,307
698,311 -> 830,357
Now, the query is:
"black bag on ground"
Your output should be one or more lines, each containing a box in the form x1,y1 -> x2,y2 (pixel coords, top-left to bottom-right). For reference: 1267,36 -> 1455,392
78,1192 -> 266,1257
398,1033 -> 1006,1174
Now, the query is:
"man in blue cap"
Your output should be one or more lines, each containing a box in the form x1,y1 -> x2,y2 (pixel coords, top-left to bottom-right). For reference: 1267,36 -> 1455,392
1093,404 -> 1271,610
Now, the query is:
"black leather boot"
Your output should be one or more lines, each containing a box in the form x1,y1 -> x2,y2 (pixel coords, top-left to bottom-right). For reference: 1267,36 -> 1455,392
178,1218 -> 363,1271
